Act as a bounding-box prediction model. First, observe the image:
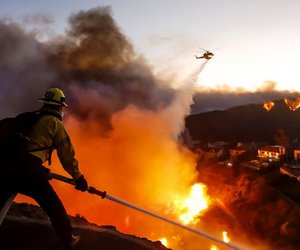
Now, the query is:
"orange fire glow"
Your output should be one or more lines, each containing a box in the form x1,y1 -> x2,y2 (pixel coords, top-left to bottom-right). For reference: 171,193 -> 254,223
159,237 -> 168,247
222,231 -> 230,243
210,231 -> 230,250
284,98 -> 300,111
151,183 -> 212,249
172,183 -> 210,225
263,101 -> 274,111
16,105 -> 199,241
263,98 -> 300,111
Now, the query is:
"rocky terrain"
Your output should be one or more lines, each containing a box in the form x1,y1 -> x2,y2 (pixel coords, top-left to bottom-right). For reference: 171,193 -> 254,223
0,203 -> 169,250
196,161 -> 300,250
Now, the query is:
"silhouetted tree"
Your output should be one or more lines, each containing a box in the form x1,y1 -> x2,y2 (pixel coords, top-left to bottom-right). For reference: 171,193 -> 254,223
275,127 -> 293,162
275,127 -> 289,146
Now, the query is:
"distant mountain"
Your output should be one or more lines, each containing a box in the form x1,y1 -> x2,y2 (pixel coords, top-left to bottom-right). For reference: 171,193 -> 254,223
185,99 -> 300,143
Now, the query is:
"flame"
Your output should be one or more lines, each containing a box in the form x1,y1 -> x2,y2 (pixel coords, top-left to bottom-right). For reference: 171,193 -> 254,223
284,98 -> 300,111
147,183 -> 211,248
209,232 -> 230,250
17,105 -> 199,242
263,101 -> 274,111
173,183 -> 210,225
222,231 -> 230,243
264,98 -> 300,111
159,237 -> 168,247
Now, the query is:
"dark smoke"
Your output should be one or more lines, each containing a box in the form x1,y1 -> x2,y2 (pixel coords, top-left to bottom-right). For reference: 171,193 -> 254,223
54,6 -> 134,73
0,21 -> 56,117
0,7 -> 174,128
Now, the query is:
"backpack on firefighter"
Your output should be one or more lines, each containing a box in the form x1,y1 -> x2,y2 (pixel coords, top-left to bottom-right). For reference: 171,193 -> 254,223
0,88 -> 66,168
0,111 -> 50,167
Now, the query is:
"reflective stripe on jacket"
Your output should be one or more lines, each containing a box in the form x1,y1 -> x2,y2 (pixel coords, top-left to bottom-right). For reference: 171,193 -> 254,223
28,112 -> 82,179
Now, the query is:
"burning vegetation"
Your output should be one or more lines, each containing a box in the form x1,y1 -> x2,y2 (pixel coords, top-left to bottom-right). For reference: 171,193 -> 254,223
263,101 -> 275,111
284,98 -> 300,111
172,183 -> 210,225
263,98 -> 300,111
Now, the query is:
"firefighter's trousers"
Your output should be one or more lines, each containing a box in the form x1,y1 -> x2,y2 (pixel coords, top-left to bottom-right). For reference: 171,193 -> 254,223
0,154 -> 73,246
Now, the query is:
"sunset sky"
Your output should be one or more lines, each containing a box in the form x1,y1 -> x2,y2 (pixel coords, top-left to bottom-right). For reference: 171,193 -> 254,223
1,0 -> 300,92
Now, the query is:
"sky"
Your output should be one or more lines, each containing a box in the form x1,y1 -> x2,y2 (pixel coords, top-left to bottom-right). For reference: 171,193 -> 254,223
1,0 -> 300,93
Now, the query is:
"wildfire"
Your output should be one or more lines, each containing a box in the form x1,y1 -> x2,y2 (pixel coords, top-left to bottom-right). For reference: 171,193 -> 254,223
284,98 -> 300,111
159,237 -> 168,247
210,231 -> 230,250
264,98 -> 300,111
173,183 -> 210,225
222,231 -> 230,243
263,101 -> 274,111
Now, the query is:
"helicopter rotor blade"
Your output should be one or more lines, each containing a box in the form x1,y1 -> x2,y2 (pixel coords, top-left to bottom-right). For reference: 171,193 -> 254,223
198,47 -> 208,52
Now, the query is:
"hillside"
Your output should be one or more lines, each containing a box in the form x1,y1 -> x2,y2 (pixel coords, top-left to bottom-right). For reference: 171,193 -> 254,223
195,162 -> 300,250
186,99 -> 300,143
0,203 -> 169,250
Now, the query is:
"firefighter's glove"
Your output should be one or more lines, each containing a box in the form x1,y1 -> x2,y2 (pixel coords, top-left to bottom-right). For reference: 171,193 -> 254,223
75,175 -> 88,192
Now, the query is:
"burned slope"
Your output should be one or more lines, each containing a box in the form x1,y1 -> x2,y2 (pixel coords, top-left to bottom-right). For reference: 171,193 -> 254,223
198,163 -> 300,250
186,99 -> 300,143
0,203 -> 169,250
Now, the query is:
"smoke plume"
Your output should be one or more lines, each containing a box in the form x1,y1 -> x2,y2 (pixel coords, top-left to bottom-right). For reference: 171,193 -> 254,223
3,6 -> 200,247
0,20 -> 55,117
0,7 -> 175,129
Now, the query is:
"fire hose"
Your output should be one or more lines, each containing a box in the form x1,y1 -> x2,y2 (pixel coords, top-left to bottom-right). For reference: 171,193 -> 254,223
49,173 -> 247,250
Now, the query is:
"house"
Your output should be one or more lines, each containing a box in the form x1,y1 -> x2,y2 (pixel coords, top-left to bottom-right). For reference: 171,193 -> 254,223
206,141 -> 229,159
230,143 -> 253,157
257,145 -> 285,161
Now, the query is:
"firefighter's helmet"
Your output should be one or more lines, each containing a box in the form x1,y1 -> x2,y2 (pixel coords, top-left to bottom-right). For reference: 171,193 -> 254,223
39,88 -> 68,106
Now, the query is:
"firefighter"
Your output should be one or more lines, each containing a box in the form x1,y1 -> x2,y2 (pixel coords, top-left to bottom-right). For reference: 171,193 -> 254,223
0,87 -> 88,250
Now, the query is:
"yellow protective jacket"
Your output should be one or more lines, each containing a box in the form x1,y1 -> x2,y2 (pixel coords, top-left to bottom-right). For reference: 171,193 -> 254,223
27,109 -> 82,179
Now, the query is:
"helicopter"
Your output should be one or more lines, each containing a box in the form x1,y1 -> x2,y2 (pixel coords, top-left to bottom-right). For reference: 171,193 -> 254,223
195,49 -> 214,60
